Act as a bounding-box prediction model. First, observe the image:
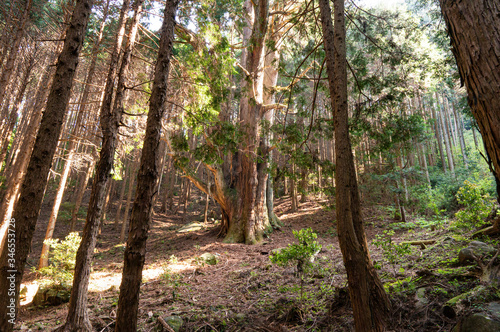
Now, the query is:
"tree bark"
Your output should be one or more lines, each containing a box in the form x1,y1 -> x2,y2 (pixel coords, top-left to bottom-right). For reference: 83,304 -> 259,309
39,0 -> 109,269
436,93 -> 455,177
439,0 -> 500,197
0,0 -> 94,330
223,0 -> 270,244
0,0 -> 32,108
0,62 -> 54,251
120,155 -> 138,243
0,54 -> 36,165
114,158 -> 130,228
115,0 -> 178,329
453,101 -> 468,168
318,0 -> 390,331
69,157 -> 94,233
57,0 -> 135,329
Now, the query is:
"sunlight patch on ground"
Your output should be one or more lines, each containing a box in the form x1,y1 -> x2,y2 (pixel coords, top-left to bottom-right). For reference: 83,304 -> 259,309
88,263 -> 196,292
89,271 -> 123,292
20,281 -> 40,306
164,262 -> 196,274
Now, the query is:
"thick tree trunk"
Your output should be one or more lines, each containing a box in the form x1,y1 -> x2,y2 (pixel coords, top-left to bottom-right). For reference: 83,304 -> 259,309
0,0 -> 94,330
439,0 -> 500,198
115,0 -> 178,329
319,0 -> 390,331
224,0 -> 270,244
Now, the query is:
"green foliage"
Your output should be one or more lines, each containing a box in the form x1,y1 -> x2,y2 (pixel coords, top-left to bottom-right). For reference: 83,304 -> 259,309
373,230 -> 412,276
36,233 -> 81,288
454,180 -> 494,229
270,228 -> 322,274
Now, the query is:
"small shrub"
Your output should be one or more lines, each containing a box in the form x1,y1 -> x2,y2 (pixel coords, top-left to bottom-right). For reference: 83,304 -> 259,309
270,228 -> 322,275
36,232 -> 81,288
454,180 -> 493,229
270,228 -> 322,301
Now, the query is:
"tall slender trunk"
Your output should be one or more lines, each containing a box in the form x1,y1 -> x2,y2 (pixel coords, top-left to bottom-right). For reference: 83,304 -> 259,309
436,92 -> 455,177
0,62 -> 54,248
114,158 -> 130,227
472,126 -> 479,149
69,158 -> 94,233
431,97 -> 447,173
0,0 -> 32,108
0,1 -> 15,69
0,0 -> 94,330
420,143 -> 431,186
453,101 -> 468,168
101,178 -> 114,223
290,161 -> 298,212
58,0 -> 136,329
115,0 -> 178,328
0,57 -> 35,165
38,4 -> 109,268
319,0 -> 390,330
120,156 -> 138,243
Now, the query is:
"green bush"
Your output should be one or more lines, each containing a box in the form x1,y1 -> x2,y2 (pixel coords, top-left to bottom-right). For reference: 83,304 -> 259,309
454,180 -> 494,229
36,232 -> 81,288
270,228 -> 322,303
270,228 -> 322,274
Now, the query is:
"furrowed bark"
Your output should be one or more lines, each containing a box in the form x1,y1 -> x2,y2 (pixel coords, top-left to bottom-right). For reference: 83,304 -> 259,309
0,0 -> 94,330
115,0 -> 179,329
318,0 -> 390,330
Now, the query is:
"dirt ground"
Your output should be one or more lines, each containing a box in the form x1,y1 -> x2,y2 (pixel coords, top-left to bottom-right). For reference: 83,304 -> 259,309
15,189 -> 482,331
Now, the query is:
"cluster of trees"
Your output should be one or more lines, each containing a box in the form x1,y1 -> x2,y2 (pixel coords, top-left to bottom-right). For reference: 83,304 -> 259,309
0,0 -> 497,330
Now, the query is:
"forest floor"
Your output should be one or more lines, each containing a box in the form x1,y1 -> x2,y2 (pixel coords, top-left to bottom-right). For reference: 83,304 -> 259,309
15,190 -> 498,331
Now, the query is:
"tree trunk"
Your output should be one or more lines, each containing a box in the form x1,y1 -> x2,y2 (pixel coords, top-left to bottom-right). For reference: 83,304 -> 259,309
223,0 -> 270,244
0,56 -> 35,165
114,158 -> 130,228
430,96 -> 447,173
0,63 -> 54,251
290,161 -> 298,212
453,101 -> 468,168
115,0 -> 178,329
439,0 -> 500,197
39,1 -> 109,268
437,94 -> 455,178
101,178 -> 114,224
120,156 -> 138,243
69,158 -> 94,233
0,0 -> 32,108
318,0 -> 390,331
0,0 -> 94,330
57,0 -> 135,329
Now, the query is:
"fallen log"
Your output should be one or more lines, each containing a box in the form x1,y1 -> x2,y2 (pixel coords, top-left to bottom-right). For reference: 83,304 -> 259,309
472,218 -> 500,238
